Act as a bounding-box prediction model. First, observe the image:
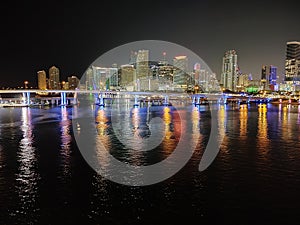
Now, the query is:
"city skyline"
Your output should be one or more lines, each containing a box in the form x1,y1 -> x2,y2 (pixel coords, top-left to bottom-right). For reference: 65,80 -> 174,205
1,0 -> 300,87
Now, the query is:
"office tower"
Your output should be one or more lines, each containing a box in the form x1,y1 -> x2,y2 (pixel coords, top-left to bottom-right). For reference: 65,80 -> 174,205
285,41 -> 300,86
136,50 -> 149,79
193,63 -> 201,85
120,64 -> 136,91
49,66 -> 60,89
129,51 -> 137,65
37,70 -> 47,90
237,73 -> 250,91
261,65 -> 277,90
91,66 -> 119,90
173,55 -> 188,89
67,76 -> 80,90
85,67 -> 94,90
269,65 -> 277,85
221,50 -> 238,92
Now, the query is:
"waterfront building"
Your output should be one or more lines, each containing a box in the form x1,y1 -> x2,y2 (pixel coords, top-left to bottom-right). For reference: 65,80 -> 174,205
129,51 -> 137,65
221,50 -> 238,92
136,50 -> 149,79
48,66 -> 60,89
119,64 -> 136,91
285,41 -> 300,90
261,65 -> 277,90
91,66 -> 118,90
61,81 -> 69,90
37,70 -> 47,90
173,55 -> 188,91
237,73 -> 250,92
67,76 -> 79,90
193,63 -> 201,85
85,67 -> 94,90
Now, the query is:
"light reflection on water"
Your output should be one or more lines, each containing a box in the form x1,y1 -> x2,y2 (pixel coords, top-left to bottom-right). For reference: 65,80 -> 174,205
1,103 -> 300,224
14,107 -> 40,222
60,106 -> 72,178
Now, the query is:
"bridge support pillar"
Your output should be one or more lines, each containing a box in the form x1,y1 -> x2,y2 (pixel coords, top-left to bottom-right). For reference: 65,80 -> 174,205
98,93 -> 105,106
133,95 -> 139,107
23,92 -> 30,105
60,92 -> 67,106
192,96 -> 196,105
163,95 -> 169,106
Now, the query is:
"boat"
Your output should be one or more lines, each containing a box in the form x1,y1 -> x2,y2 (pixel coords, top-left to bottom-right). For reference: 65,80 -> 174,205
0,102 -> 29,107
30,101 -> 50,107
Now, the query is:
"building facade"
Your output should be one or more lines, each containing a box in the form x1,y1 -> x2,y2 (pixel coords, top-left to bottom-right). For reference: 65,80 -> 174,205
285,41 -> 300,88
221,50 -> 238,92
136,50 -> 149,79
173,55 -> 188,90
48,66 -> 60,89
37,70 -> 47,90
261,65 -> 277,90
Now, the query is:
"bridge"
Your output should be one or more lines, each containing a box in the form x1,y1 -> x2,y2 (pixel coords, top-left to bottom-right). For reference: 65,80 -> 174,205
0,89 -> 257,107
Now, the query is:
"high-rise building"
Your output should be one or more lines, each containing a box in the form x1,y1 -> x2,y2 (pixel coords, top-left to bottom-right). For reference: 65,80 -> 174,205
37,70 -> 47,90
136,50 -> 149,79
237,73 -> 250,92
48,66 -> 60,89
285,41 -> 300,86
173,56 -> 188,89
67,76 -> 80,90
120,64 -> 136,91
91,66 -> 118,90
85,67 -> 94,90
129,51 -> 138,65
262,65 -> 277,90
193,63 -> 201,85
221,50 -> 238,92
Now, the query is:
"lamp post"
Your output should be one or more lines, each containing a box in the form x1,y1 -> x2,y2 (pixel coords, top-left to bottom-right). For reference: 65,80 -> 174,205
24,81 -> 29,89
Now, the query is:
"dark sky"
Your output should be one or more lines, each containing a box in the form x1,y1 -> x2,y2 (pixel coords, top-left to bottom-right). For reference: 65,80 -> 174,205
1,0 -> 300,87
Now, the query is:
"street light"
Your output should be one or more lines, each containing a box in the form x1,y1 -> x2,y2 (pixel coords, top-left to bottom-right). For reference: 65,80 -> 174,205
24,81 -> 29,89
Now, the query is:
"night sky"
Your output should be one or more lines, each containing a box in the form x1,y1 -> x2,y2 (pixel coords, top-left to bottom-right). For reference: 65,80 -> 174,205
1,0 -> 300,87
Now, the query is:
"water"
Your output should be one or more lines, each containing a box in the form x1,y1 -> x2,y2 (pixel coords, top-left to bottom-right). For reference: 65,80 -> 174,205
1,103 -> 300,224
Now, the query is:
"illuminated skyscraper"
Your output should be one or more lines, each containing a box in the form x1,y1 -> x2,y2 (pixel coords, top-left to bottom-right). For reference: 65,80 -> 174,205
193,63 -> 201,85
67,76 -> 80,90
91,66 -> 119,90
120,64 -> 136,90
261,65 -> 277,90
136,50 -> 149,79
173,55 -> 188,89
221,50 -> 238,92
285,41 -> 300,86
48,66 -> 60,89
37,70 -> 47,90
129,51 -> 137,65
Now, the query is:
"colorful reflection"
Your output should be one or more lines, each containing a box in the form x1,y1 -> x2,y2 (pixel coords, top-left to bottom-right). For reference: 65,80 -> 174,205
60,106 -> 72,177
163,107 -> 172,140
96,107 -> 109,136
218,104 -> 228,152
239,105 -> 248,138
16,107 -> 39,216
257,104 -> 269,156
281,105 -> 292,140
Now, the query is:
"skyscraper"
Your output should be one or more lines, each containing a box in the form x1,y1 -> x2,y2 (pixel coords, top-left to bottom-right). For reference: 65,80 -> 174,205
37,70 -> 47,90
136,50 -> 149,79
221,50 -> 238,92
91,66 -> 119,90
261,65 -> 277,90
48,66 -> 60,89
173,55 -> 188,89
193,63 -> 201,85
120,64 -> 136,91
285,41 -> 300,86
67,76 -> 80,90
